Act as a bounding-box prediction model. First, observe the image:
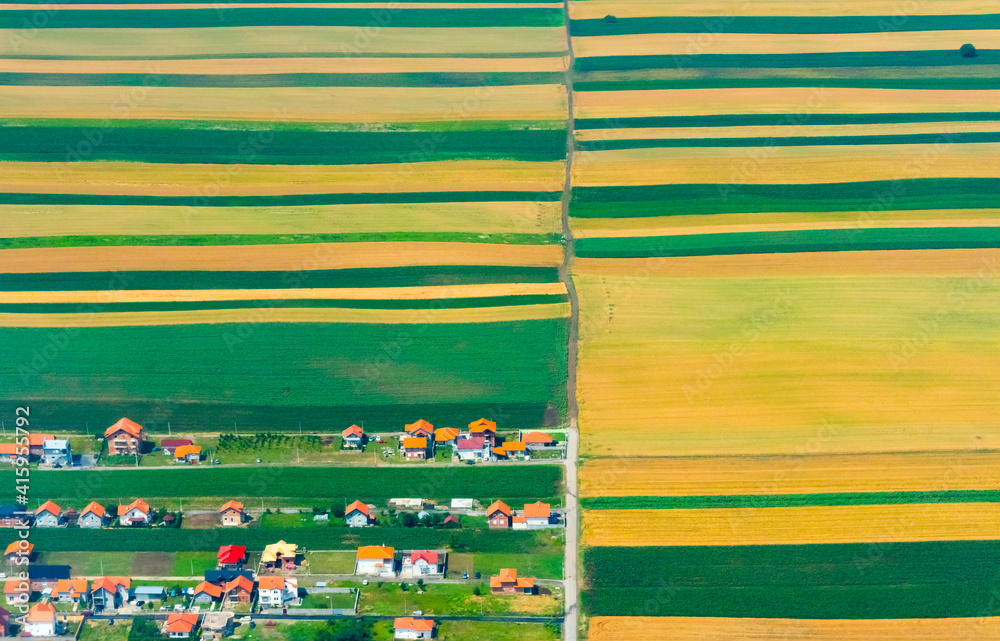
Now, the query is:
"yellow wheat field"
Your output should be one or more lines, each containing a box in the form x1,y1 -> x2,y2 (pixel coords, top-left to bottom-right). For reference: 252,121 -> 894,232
572,143 -> 1000,186
575,120 -> 1000,141
0,303 -> 571,328
569,0 -> 997,19
0,84 -> 567,123
0,202 -> 562,238
0,26 -> 567,57
581,503 -> 1000,546
587,616 -> 1000,641
0,160 -> 565,196
7,2 -> 561,8
0,243 -> 564,274
574,30 -> 999,57
574,87 -> 1000,119
572,218 -> 1000,239
0,282 -> 567,304
579,451 -> 1000,497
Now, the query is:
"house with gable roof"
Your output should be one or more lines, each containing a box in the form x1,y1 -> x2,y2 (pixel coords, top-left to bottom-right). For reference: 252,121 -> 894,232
468,418 -> 497,444
257,576 -> 298,607
164,612 -> 199,639
79,502 -> 108,528
118,498 -> 152,526
401,551 -> 441,578
345,501 -> 373,527
24,602 -> 57,637
192,581 -> 224,606
487,500 -> 510,529
220,501 -> 245,527
342,425 -> 365,448
91,577 -> 130,610
51,578 -> 89,604
393,617 -> 434,640
355,546 -> 395,576
34,501 -> 63,528
104,418 -> 146,456
490,568 -> 535,595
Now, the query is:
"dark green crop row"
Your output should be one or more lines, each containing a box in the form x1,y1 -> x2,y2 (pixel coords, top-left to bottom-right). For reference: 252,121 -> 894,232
581,490 -> 1000,510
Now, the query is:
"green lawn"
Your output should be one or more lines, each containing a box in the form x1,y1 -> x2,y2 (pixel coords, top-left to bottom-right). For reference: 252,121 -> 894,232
37,551 -> 135,575
357,581 -> 562,617
296,592 -> 356,609
171,551 -> 220,576
437,621 -> 560,641
260,512 -> 334,529
78,620 -> 131,641
447,552 -> 564,580
304,551 -> 356,574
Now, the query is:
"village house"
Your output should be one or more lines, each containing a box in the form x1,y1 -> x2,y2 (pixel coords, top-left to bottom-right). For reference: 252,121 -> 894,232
468,418 -> 497,444
200,612 -> 233,640
104,418 -> 146,456
4,540 -> 32,562
493,441 -> 526,460
257,576 -> 297,607
433,428 -> 459,447
223,576 -> 254,604
159,439 -> 193,456
514,501 -> 553,530
393,617 -> 434,640
192,582 -> 223,606
262,541 -> 298,570
217,545 -> 246,569
0,505 -> 30,528
174,444 -> 201,463
78,502 -> 107,528
4,580 -> 28,606
90,577 -> 130,610
355,546 -> 395,576
205,569 -> 252,585
403,420 -> 434,439
522,432 -> 556,448
0,445 -> 17,464
341,425 -> 364,448
164,612 -> 199,639
443,515 -> 460,528
402,437 -> 429,461
23,602 -> 57,637
219,501 -> 245,527
34,501 -> 63,528
401,551 -> 440,577
27,434 -> 55,460
118,499 -> 152,526
490,568 -> 535,595
487,500 -> 511,529
456,437 -> 489,462
41,439 -> 72,467
30,565 -> 71,591
134,586 -> 167,602
345,501 -> 373,527
51,578 -> 88,604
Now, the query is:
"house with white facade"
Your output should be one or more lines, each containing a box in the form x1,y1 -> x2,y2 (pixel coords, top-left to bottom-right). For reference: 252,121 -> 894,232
355,546 -> 395,576
393,618 -> 434,640
118,499 -> 152,526
401,551 -> 441,578
257,577 -> 298,607
41,439 -> 72,467
79,502 -> 107,528
345,501 -> 373,528
24,602 -> 57,637
34,501 -> 63,528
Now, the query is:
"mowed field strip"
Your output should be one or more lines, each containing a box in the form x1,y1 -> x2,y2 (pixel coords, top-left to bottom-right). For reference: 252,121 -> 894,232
581,503 -> 1000,546
579,452 -> 1000,497
569,0 -> 998,19
573,30 -> 1000,57
575,121 -> 1000,141
572,218 -> 1000,238
0,202 -> 562,237
574,87 -> 1000,118
0,160 -> 565,196
587,616 -> 1000,641
0,85 -> 567,123
0,2 -> 563,9
0,243 -> 564,273
0,26 -> 567,56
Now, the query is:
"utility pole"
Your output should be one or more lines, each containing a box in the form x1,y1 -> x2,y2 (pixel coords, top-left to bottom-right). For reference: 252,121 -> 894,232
168,422 -> 171,436
298,422 -> 302,436
85,422 -> 89,437
1,421 -> 5,437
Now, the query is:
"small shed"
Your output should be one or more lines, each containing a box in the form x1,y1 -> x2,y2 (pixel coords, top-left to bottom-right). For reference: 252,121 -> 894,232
450,499 -> 474,510
134,586 -> 167,601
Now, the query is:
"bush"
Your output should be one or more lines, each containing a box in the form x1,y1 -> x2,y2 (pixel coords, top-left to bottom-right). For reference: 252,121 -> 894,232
400,583 -> 408,592
603,14 -> 616,22
960,43 -> 977,57
472,586 -> 480,596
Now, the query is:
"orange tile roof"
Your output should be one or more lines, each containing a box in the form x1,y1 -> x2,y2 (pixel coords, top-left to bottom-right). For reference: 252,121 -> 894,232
224,576 -> 253,594
51,579 -> 88,599
346,500 -> 370,517
91,577 -> 130,593
404,419 -> 433,434
487,500 -> 510,517
173,445 -> 201,458
490,568 -> 534,589
468,418 -> 497,433
500,441 -> 526,452
117,498 -> 150,516
220,500 -> 244,513
4,541 -> 31,556
257,576 -> 285,590
81,501 -> 105,519
522,432 -> 555,444
402,437 -> 427,449
512,515 -> 526,524
105,417 -> 144,439
4,580 -> 28,595
356,545 -> 393,560
523,501 -> 551,518
27,434 -> 55,447
26,602 -> 55,623
0,444 -> 19,456
394,618 -> 433,632
342,425 -> 364,438
36,500 -> 61,517
194,582 -> 223,598
434,428 -> 459,442
164,613 -> 199,634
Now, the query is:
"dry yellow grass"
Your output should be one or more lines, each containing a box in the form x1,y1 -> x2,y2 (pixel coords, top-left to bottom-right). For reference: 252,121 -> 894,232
0,243 -> 564,273
0,282 -> 567,304
574,29 -> 999,57
574,87 -> 1000,119
581,503 -> 1000,546
572,217 -> 1000,238
0,26 -> 566,57
588,616 -> 1000,641
579,452 -> 1000,497
0,85 -> 566,123
574,266 -> 1000,457
0,160 -> 565,196
0,303 -> 570,328
575,120 -> 1000,141
572,143 -> 1000,186
0,202 -> 562,237
0,56 -> 565,74
569,0 -> 997,19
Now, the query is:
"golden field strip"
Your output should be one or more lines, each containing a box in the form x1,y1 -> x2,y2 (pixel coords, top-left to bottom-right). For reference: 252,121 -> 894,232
587,616 -> 1000,641
574,87 -> 1000,119
572,218 -> 1000,239
0,202 -> 562,237
573,30 -> 999,58
0,26 -> 567,57
581,503 -> 1000,546
0,303 -> 571,328
579,65 -> 1000,81
0,243 -> 565,273
0,282 -> 567,304
574,256 -> 1000,457
569,0 -> 997,19
0,2 -> 562,8
0,160 -> 565,196
579,451 -> 1000,497
0,56 -> 566,74
0,85 -> 567,123
575,121 -> 1000,142
572,143 -> 1000,186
